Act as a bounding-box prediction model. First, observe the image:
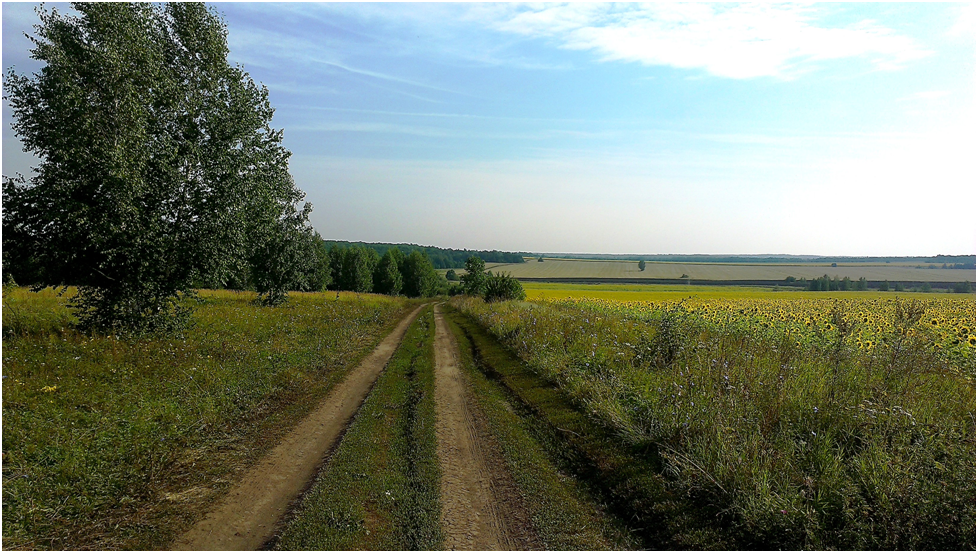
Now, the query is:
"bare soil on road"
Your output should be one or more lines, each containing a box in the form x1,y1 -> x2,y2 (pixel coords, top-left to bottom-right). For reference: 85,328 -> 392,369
171,304 -> 426,551
433,304 -> 542,551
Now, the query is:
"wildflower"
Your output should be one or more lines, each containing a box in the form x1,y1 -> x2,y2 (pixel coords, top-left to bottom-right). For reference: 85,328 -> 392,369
41,385 -> 58,393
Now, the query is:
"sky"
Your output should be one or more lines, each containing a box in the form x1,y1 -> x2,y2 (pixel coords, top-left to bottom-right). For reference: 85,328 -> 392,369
2,2 -> 976,256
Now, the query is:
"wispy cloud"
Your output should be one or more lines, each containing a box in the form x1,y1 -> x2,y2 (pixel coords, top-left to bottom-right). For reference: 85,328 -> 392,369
947,3 -> 976,38
480,3 -> 932,79
225,25 -> 469,102
899,90 -> 952,102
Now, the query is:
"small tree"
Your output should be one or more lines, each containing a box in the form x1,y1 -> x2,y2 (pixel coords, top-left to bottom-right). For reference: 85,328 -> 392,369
484,272 -> 525,302
338,247 -> 378,293
638,260 -> 646,271
445,269 -> 459,281
401,250 -> 438,298
373,248 -> 404,296
250,206 -> 320,305
461,256 -> 487,296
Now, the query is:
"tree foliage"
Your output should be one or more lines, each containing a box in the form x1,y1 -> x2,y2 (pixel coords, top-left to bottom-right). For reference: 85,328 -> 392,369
483,272 -> 525,303
2,3 -> 314,329
461,256 -> 487,296
336,247 -> 378,294
323,245 -> 441,298
400,250 -> 438,298
373,248 -> 404,296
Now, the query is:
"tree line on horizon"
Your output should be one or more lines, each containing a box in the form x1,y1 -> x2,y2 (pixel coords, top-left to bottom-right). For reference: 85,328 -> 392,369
321,240 -> 526,269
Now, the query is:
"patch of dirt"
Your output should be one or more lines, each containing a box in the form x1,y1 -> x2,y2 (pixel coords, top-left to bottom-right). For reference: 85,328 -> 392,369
433,304 -> 543,551
171,304 -> 426,551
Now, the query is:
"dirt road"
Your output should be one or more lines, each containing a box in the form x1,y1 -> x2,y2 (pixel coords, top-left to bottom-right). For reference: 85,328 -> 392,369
432,304 -> 541,550
172,304 -> 426,551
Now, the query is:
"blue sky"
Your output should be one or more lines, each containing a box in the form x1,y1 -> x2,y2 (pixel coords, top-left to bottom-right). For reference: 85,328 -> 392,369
3,2 -> 976,255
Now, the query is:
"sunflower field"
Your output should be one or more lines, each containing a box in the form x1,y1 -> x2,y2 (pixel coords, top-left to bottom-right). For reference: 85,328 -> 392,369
452,294 -> 975,549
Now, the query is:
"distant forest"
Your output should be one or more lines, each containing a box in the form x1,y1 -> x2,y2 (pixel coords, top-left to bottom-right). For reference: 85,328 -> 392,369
322,241 -> 527,269
538,253 -> 977,267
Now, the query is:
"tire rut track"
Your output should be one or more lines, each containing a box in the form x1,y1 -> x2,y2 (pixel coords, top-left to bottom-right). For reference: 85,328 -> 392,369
172,304 -> 427,551
433,304 -> 541,551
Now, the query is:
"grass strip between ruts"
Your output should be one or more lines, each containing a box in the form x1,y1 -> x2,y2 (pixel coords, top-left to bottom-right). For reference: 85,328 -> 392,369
274,304 -> 442,550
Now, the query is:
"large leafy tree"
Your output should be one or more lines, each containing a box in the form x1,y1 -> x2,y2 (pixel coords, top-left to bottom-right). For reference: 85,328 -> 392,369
2,3 -> 311,330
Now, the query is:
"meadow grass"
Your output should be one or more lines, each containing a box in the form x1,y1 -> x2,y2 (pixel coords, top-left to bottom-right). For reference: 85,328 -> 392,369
443,307 -> 636,550
1,286 -> 411,550
452,294 -> 976,549
275,305 -> 441,550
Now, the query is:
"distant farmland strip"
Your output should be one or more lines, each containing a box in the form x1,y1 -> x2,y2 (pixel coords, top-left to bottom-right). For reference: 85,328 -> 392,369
486,258 -> 976,283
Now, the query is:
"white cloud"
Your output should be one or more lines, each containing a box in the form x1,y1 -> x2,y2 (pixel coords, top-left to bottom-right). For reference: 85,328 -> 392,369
947,2 -> 976,38
483,3 -> 931,79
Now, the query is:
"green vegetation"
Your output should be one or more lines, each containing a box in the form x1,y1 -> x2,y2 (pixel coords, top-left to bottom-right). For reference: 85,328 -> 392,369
1,287 -> 410,550
443,309 -> 635,550
804,275 -> 869,291
326,244 -> 443,297
638,260 -> 646,271
461,255 -> 488,296
484,272 -> 526,302
451,295 -> 976,549
323,240 -> 526,269
276,305 -> 441,550
2,3 -> 319,329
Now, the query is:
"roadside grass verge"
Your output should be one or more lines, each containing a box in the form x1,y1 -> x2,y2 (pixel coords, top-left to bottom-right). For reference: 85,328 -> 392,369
1,286 -> 411,550
451,296 -> 976,550
275,304 -> 441,550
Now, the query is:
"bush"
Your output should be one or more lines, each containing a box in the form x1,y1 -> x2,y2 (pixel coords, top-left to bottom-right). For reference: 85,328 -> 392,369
483,272 -> 525,303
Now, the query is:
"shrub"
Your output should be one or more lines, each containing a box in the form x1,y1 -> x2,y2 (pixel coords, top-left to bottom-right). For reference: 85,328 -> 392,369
483,272 -> 525,302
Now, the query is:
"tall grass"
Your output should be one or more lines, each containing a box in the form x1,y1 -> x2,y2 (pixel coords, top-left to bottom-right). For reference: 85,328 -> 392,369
452,295 -> 976,549
2,286 -> 409,550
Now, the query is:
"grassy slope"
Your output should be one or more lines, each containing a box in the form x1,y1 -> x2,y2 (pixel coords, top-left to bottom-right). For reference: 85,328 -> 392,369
486,258 -> 975,283
1,287 -> 411,550
443,308 -> 637,550
275,305 -> 441,550
452,296 -> 976,549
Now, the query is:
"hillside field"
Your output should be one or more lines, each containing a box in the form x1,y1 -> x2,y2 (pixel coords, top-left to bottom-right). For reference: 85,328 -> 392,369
485,257 -> 975,284
520,282 -> 950,302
